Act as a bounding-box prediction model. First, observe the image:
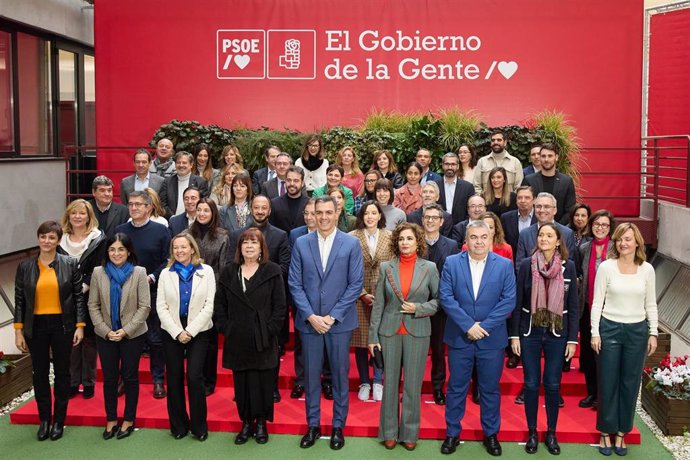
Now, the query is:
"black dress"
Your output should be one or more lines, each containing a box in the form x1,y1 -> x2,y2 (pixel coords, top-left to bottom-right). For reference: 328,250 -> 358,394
214,261 -> 286,421
487,192 -> 517,218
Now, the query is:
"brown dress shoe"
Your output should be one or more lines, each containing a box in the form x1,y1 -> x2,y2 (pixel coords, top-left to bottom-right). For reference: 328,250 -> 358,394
153,383 -> 166,399
383,439 -> 397,449
401,441 -> 417,451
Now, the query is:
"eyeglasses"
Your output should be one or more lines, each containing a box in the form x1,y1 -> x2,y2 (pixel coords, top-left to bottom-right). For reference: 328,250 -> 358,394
364,179 -> 377,183
308,143 -> 320,148
423,215 -> 442,221
592,222 -> 610,229
534,205 -> 554,210
127,202 -> 148,208
468,205 -> 485,209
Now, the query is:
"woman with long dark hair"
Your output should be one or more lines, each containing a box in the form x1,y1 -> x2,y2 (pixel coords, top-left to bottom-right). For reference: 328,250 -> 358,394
88,233 -> 150,439
457,144 -> 477,183
214,228 -> 286,445
295,134 -> 329,193
354,169 -> 382,215
192,143 -> 220,186
510,223 -> 579,454
568,203 -> 592,248
393,162 -> 424,214
14,221 -> 86,441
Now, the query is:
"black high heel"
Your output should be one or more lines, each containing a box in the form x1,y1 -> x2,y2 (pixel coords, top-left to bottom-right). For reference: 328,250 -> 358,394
103,424 -> 120,440
599,433 -> 612,456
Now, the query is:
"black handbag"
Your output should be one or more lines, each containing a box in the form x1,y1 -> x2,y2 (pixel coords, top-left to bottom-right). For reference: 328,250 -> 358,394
372,346 -> 384,370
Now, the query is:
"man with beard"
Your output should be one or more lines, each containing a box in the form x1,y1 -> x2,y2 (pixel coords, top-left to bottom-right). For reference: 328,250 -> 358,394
436,152 -> 475,226
522,143 -> 576,224
270,166 -> 308,232
501,185 -> 537,258
473,131 -> 523,194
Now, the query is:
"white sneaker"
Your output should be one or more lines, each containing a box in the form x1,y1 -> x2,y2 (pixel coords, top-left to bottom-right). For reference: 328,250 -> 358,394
372,383 -> 384,401
357,383 -> 371,401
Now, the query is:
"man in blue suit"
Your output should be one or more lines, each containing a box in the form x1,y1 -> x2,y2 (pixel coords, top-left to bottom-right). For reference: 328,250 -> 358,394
289,196 -> 364,450
500,185 -> 536,258
439,221 -> 516,456
515,192 -> 576,262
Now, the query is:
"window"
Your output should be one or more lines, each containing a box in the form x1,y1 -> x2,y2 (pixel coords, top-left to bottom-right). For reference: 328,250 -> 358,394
17,33 -> 52,155
0,30 -> 13,152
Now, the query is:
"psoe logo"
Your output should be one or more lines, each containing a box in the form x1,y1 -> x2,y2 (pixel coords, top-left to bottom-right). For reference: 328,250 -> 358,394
217,30 -> 266,79
267,30 -> 316,79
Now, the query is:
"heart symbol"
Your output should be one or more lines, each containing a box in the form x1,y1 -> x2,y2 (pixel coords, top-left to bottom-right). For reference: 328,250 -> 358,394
497,61 -> 518,79
234,54 -> 251,70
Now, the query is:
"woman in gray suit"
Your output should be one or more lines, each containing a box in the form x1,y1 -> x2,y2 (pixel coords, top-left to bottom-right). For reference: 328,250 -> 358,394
88,233 -> 151,440
219,172 -> 253,232
369,222 -> 439,451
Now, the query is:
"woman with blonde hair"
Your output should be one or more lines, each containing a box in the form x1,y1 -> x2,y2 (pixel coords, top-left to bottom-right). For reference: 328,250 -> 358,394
211,163 -> 247,206
591,223 -> 657,456
143,188 -> 169,227
220,145 -> 244,169
59,199 -> 106,399
483,167 -> 516,218
157,232 -> 215,441
336,146 -> 365,196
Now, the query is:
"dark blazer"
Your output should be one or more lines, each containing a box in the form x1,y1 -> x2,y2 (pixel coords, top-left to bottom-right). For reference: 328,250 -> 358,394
289,225 -> 308,249
159,174 -> 209,218
510,257 -> 579,343
436,178 -> 475,226
425,235 -> 460,274
219,204 -> 253,233
450,219 -> 469,247
501,210 -> 537,258
14,254 -> 87,338
214,261 -> 286,371
229,223 -> 290,278
523,165 -> 537,176
288,230 -> 364,334
119,174 -> 164,204
252,167 -> 271,196
406,207 -> 453,238
421,170 -> 442,183
270,194 -> 308,233
576,238 -> 614,317
439,251 -> 516,350
516,222 -> 577,263
168,213 -> 191,236
89,199 -> 129,239
260,177 -> 281,200
522,172 -> 576,225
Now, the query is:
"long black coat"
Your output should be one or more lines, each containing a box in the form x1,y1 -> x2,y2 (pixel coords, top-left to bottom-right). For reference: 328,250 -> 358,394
214,261 -> 286,371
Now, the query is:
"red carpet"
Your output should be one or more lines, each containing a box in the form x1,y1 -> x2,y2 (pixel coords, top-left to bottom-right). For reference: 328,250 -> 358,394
10,347 -> 640,444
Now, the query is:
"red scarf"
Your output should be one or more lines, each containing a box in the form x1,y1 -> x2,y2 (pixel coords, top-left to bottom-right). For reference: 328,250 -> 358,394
530,251 -> 565,330
587,236 -> 610,307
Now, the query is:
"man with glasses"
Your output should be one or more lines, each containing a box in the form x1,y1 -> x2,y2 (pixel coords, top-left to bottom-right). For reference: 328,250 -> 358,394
515,192 -> 576,262
450,195 -> 487,247
115,191 -> 171,399
422,204 -> 459,405
473,130 -> 523,194
436,152 -> 475,226
407,181 -> 454,237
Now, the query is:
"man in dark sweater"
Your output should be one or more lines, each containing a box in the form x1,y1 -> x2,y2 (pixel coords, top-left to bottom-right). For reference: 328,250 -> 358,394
115,190 -> 171,399
270,166 -> 308,233
421,204 -> 459,406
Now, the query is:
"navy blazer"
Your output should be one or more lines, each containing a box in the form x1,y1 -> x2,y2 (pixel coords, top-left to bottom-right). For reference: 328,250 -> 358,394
288,230 -> 364,335
435,178 -> 475,226
421,170 -> 442,184
406,207 -> 453,237
289,225 -> 308,250
523,165 -> 537,176
450,219 -> 469,247
501,210 -> 537,258
516,222 -> 577,263
168,214 -> 190,237
439,251 -> 516,350
252,167 -> 271,196
425,235 -> 460,274
522,172 -> 576,225
510,257 -> 579,343
159,174 -> 209,218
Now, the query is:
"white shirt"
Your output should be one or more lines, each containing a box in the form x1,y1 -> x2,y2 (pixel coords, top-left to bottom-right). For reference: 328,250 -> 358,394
444,178 -> 457,213
176,174 -> 191,215
468,254 -> 488,300
365,229 -> 379,257
134,173 -> 150,192
317,228 -> 337,272
267,169 -> 277,182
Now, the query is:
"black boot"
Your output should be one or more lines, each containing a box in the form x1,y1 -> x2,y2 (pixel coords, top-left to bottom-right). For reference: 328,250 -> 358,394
234,420 -> 253,445
525,428 -> 538,454
255,418 -> 268,444
545,430 -> 561,455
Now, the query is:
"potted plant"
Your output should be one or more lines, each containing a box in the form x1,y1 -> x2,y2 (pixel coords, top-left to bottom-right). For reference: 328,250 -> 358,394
642,354 -> 690,435
0,351 -> 33,406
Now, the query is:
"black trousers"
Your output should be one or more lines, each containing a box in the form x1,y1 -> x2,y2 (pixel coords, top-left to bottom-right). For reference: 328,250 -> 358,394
202,331 -> 219,392
70,331 -> 97,388
579,304 -> 598,397
146,289 -> 165,384
97,334 -> 145,422
164,328 -> 211,437
430,310 -> 447,391
25,314 -> 73,424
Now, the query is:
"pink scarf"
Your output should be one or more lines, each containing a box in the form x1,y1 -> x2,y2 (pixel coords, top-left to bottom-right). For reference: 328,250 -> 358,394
530,251 -> 565,330
587,236 -> 609,307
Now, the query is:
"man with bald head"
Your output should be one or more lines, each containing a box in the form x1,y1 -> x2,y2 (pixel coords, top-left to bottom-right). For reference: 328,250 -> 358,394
150,138 -> 176,177
450,195 -> 486,247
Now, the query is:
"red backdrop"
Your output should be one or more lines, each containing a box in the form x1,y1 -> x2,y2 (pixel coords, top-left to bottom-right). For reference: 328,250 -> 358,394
95,0 -> 643,214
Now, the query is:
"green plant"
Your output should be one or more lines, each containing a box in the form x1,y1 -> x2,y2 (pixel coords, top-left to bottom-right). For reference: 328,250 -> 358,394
531,110 -> 582,187
437,108 -> 481,152
360,108 -> 421,133
0,351 -> 15,374
232,128 -> 306,172
150,120 -> 234,164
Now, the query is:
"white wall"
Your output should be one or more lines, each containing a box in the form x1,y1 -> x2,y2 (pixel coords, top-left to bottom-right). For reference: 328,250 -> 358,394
0,0 -> 94,45
657,202 -> 690,266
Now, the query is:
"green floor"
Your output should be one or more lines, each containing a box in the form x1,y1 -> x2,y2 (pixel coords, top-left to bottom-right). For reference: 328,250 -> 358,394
0,409 -> 673,460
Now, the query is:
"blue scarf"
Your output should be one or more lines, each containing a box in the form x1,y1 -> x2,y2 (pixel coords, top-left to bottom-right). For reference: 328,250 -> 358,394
170,261 -> 198,317
104,261 -> 134,331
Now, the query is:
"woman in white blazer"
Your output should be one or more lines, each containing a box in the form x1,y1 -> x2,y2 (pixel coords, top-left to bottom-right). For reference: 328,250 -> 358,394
157,231 -> 215,441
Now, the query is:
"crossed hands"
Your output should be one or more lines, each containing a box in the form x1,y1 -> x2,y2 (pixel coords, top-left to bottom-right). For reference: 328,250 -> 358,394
467,322 -> 489,341
308,314 -> 335,334
106,329 -> 127,342
176,330 -> 193,344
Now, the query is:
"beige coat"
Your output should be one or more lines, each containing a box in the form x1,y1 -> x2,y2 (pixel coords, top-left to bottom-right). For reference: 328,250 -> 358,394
349,229 -> 394,348
156,263 -> 215,339
88,266 -> 150,339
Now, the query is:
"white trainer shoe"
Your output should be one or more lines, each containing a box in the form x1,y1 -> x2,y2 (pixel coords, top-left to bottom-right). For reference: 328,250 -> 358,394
372,383 -> 384,401
358,383 -> 371,401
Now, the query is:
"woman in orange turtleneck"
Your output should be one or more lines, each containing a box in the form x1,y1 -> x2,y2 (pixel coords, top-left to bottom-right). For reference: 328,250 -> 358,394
14,221 -> 87,441
368,223 -> 439,451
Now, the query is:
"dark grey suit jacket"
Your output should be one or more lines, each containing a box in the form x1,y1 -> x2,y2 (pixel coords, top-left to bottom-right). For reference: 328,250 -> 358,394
522,172 -> 576,225
159,174 -> 209,218
120,174 -> 164,204
88,199 -> 129,239
501,210 -> 537,259
252,167 -> 271,196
